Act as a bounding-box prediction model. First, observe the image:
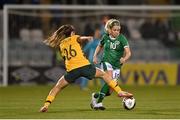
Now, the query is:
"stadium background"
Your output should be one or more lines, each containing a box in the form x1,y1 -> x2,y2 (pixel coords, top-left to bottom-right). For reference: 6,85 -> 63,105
0,0 -> 180,119
1,0 -> 180,86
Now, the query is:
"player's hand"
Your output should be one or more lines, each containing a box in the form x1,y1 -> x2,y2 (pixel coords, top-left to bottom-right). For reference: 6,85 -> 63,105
88,36 -> 93,41
120,57 -> 126,64
93,56 -> 98,64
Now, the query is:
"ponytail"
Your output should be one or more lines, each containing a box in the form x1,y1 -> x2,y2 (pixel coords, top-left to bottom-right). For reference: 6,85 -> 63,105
44,25 -> 75,48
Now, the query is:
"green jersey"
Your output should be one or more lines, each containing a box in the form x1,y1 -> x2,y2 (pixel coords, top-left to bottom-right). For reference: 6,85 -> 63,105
100,33 -> 129,69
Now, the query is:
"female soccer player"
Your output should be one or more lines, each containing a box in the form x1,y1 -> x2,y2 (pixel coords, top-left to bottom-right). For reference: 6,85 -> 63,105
91,19 -> 132,110
39,24 -> 133,112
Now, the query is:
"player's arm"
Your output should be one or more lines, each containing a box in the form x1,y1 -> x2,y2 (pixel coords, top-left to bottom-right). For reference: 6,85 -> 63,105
93,44 -> 103,64
93,35 -> 105,64
77,36 -> 93,43
120,47 -> 131,64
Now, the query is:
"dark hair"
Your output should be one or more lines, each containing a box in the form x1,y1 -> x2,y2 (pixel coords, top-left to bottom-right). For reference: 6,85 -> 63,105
44,24 -> 75,48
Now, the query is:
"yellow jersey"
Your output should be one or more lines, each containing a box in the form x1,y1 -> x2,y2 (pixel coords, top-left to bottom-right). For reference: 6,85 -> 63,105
59,35 -> 90,72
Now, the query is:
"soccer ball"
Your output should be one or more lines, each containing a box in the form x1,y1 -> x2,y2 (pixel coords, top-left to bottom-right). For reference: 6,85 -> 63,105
122,97 -> 136,110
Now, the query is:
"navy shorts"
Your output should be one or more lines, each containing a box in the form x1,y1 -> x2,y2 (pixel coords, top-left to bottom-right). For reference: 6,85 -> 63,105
64,64 -> 96,83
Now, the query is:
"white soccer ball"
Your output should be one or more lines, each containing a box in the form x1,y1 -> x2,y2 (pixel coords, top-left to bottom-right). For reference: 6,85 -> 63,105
122,97 -> 136,110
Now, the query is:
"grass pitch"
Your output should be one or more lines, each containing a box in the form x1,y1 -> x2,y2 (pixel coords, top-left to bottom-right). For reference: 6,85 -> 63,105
0,85 -> 180,119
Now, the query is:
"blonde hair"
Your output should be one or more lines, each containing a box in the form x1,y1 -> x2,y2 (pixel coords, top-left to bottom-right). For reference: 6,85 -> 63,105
44,24 -> 75,48
104,19 -> 120,33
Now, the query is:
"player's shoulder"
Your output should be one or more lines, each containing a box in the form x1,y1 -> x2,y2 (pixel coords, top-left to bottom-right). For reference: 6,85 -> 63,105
118,34 -> 128,41
119,34 -> 126,38
69,35 -> 80,42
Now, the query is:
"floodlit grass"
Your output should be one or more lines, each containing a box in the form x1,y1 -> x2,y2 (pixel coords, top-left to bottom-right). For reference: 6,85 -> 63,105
0,85 -> 180,119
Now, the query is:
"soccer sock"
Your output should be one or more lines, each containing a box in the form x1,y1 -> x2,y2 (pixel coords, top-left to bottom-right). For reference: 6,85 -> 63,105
108,80 -> 122,94
97,92 -> 106,103
44,95 -> 55,107
97,83 -> 110,103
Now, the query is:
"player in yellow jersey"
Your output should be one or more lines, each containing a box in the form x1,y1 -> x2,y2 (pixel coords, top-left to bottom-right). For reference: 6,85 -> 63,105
39,24 -> 133,112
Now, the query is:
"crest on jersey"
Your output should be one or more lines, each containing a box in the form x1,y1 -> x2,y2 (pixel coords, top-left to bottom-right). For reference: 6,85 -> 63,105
115,41 -> 120,45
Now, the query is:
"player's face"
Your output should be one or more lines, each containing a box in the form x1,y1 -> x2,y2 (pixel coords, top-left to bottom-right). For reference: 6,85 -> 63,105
110,25 -> 120,38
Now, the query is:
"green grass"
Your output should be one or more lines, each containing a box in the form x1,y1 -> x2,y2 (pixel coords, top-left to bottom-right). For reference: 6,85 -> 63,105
0,85 -> 180,119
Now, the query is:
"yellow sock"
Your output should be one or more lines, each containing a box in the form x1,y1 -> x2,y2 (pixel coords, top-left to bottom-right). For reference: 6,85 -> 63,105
108,80 -> 122,94
44,95 -> 55,107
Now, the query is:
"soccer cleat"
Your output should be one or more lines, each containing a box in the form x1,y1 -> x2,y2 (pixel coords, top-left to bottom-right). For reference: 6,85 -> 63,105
39,106 -> 48,112
97,103 -> 106,110
118,91 -> 133,98
90,103 -> 99,110
90,93 -> 98,110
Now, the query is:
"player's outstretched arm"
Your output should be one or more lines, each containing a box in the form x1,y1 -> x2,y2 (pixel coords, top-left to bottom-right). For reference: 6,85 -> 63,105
93,45 -> 103,64
77,36 -> 93,43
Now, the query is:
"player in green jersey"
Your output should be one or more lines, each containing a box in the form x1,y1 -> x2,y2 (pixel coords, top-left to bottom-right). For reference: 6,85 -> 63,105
91,19 -> 132,110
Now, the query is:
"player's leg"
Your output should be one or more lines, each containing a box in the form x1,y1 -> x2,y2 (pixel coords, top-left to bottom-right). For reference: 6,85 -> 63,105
91,62 -> 114,110
96,83 -> 110,103
96,66 -> 113,109
40,75 -> 69,112
40,67 -> 82,112
96,69 -> 121,103
95,67 -> 133,98
91,83 -> 110,110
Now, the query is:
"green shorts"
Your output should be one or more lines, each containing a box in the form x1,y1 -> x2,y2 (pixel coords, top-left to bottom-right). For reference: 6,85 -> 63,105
64,64 -> 96,83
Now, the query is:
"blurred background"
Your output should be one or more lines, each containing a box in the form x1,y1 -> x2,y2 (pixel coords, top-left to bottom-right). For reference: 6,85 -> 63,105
0,0 -> 180,87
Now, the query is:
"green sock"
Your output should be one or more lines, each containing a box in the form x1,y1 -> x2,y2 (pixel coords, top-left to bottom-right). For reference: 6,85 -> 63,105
97,83 -> 110,103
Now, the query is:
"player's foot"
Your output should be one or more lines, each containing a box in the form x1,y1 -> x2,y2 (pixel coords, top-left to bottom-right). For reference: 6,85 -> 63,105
90,93 -> 98,110
90,103 -> 99,110
118,91 -> 133,98
39,106 -> 48,112
97,103 -> 106,110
